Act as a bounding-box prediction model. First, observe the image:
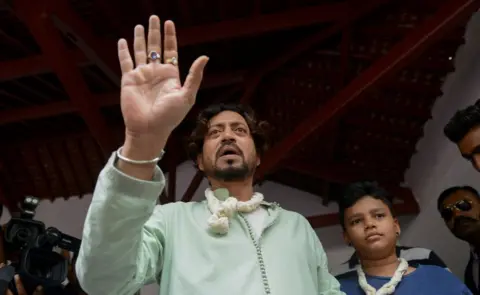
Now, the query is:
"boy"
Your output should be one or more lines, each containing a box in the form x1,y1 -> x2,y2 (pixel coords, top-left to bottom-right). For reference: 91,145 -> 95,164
337,181 -> 472,294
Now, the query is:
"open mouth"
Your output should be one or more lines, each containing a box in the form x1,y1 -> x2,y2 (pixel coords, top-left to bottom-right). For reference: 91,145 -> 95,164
218,146 -> 241,158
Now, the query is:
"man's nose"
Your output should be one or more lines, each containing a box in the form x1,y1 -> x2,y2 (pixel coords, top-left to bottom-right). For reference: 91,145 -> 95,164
221,129 -> 236,142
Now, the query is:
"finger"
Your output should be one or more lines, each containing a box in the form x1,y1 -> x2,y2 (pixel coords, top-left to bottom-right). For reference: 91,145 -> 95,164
14,275 -> 27,295
183,56 -> 209,104
147,15 -> 161,63
118,39 -> 134,74
33,286 -> 43,295
133,25 -> 147,67
163,20 -> 178,66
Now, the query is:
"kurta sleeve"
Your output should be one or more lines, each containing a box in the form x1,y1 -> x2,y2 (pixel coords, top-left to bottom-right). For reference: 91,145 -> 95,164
75,153 -> 167,295
310,229 -> 345,295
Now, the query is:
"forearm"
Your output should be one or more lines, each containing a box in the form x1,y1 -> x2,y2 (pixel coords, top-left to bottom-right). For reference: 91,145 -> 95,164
117,132 -> 170,180
75,153 -> 166,295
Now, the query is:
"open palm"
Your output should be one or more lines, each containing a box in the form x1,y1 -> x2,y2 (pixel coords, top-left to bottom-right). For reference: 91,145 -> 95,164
118,16 -> 209,140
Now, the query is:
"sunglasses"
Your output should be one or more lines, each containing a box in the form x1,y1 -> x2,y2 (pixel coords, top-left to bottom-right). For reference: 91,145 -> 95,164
440,199 -> 473,221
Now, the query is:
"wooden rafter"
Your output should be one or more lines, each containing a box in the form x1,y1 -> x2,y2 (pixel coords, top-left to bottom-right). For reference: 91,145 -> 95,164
165,136 -> 178,204
291,162 -> 420,228
0,70 -> 245,125
45,0 -> 350,80
254,0 -> 479,182
239,0 -> 390,104
13,0 -> 116,155
181,172 -> 204,202
0,50 -> 86,81
167,2 -> 347,46
180,0 -> 390,200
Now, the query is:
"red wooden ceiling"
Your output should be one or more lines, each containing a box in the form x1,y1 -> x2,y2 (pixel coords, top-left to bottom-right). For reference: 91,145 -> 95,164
0,0 -> 478,227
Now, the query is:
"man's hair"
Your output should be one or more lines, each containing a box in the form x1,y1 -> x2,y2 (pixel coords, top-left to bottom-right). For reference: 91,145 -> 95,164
338,181 -> 394,230
444,99 -> 480,143
186,103 -> 271,169
437,185 -> 480,212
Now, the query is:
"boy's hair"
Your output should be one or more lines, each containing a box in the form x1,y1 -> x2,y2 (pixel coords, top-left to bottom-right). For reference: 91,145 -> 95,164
444,99 -> 480,143
437,185 -> 480,212
338,181 -> 394,230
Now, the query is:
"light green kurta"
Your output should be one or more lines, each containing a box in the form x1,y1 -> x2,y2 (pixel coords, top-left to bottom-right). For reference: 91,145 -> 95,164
75,153 -> 345,295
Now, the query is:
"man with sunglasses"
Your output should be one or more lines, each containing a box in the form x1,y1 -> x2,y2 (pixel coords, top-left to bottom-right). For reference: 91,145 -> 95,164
437,186 -> 480,294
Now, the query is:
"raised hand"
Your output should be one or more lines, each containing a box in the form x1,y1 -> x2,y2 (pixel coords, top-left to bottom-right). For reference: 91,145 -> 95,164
118,15 -> 209,159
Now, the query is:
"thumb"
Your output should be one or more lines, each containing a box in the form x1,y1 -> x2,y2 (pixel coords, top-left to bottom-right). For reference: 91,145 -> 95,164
182,56 -> 209,104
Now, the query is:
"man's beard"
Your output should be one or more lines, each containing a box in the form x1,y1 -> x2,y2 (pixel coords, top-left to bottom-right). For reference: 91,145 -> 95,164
208,141 -> 255,182
452,216 -> 480,245
213,161 -> 252,182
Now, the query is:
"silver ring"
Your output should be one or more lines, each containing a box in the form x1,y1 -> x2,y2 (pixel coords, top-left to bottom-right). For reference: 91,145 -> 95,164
165,57 -> 178,66
147,51 -> 161,62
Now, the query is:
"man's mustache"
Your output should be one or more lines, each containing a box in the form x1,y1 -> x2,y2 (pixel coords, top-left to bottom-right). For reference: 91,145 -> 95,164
453,216 -> 478,231
216,141 -> 243,158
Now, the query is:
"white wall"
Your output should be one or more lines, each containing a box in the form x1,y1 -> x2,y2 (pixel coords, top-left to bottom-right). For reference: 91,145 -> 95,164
401,11 -> 480,278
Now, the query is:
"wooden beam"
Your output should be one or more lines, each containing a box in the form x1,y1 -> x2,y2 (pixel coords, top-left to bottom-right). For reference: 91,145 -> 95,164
13,0 -> 117,155
284,160 -> 404,188
0,70 -> 245,125
0,50 -> 244,82
181,171 -> 204,202
41,0 -> 349,80
254,0 -> 479,180
165,137 -> 179,204
47,0 -> 121,84
239,0 -> 390,104
279,163 -> 420,228
171,2 -> 347,46
0,50 -> 87,81
293,167 -> 420,228
178,1 -> 389,200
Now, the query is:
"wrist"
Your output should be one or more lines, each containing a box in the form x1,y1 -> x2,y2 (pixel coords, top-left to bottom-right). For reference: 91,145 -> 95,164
123,130 -> 170,160
116,132 -> 169,181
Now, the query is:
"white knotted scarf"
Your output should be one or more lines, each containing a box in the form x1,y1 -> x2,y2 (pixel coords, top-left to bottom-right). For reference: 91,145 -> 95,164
205,188 -> 264,234
356,258 -> 409,295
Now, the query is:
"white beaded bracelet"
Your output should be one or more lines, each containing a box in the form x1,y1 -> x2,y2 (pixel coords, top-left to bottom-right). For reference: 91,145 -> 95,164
116,146 -> 165,165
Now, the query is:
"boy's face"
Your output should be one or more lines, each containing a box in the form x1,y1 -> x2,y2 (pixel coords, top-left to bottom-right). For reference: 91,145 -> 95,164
343,196 -> 399,259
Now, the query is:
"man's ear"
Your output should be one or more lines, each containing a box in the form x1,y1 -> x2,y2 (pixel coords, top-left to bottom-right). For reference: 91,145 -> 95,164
343,231 -> 351,246
394,218 -> 401,237
197,154 -> 204,171
256,155 -> 260,167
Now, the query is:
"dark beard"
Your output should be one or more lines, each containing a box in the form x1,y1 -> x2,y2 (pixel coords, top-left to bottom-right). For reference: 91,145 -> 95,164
453,216 -> 480,244
213,163 -> 251,182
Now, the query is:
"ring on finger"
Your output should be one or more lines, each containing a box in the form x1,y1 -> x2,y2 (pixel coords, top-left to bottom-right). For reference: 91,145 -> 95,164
165,57 -> 178,66
147,51 -> 161,63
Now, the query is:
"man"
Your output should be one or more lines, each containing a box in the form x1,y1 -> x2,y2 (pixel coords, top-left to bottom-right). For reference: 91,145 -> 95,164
444,99 -> 480,170
75,15 -> 344,295
337,181 -> 471,294
437,185 -> 480,294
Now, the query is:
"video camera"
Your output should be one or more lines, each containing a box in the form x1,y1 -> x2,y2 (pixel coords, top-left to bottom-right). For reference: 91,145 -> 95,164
2,196 -> 82,295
